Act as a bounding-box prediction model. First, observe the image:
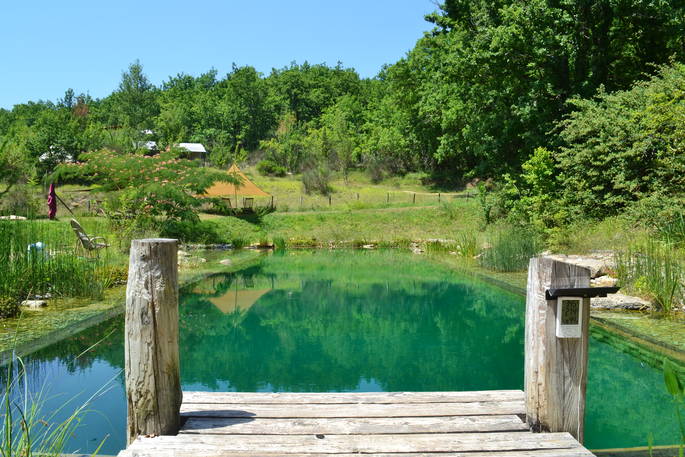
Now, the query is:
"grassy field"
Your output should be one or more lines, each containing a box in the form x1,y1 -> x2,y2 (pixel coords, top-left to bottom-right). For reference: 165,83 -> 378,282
232,168 -> 471,213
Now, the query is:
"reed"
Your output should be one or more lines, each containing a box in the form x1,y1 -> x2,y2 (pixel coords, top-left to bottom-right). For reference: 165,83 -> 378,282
614,240 -> 682,312
480,228 -> 541,272
0,220 -> 110,317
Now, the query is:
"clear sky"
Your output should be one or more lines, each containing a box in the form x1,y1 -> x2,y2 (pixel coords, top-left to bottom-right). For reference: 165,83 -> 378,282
0,0 -> 437,109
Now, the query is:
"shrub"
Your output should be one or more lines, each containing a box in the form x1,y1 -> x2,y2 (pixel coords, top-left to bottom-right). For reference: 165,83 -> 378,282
302,164 -> 332,195
480,228 -> 541,272
256,160 -> 287,177
0,296 -> 18,319
160,220 -> 223,244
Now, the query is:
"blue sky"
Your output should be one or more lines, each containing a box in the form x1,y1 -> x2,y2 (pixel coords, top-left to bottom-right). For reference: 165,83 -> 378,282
0,1 -> 437,109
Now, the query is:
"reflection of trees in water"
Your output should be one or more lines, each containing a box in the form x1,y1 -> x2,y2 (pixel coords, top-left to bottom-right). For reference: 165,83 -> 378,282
179,269 -> 526,393
0,318 -> 126,393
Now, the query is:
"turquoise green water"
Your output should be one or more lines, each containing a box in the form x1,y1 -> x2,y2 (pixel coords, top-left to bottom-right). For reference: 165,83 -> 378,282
8,250 -> 683,454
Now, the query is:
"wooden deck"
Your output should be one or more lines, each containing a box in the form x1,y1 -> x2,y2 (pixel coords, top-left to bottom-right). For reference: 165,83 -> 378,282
120,390 -> 595,457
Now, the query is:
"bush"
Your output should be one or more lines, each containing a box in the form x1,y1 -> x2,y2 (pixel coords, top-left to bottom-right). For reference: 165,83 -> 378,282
256,160 -> 287,177
480,228 -> 542,272
302,164 -> 332,195
160,220 -> 224,244
0,185 -> 42,218
0,296 -> 18,319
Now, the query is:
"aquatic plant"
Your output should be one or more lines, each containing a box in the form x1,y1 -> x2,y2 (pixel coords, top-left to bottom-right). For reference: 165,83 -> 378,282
614,240 -> 682,312
0,353 -> 107,456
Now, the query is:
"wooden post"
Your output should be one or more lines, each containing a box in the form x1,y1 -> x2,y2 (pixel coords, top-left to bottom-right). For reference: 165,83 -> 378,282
438,192 -> 441,202
525,256 -> 591,443
412,193 -> 416,204
328,195 -> 332,206
125,239 -> 182,445
357,192 -> 359,200
270,195 -> 274,208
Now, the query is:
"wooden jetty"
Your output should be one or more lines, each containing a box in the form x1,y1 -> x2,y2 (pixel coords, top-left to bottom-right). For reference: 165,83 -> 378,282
120,390 -> 593,457
119,240 -> 598,457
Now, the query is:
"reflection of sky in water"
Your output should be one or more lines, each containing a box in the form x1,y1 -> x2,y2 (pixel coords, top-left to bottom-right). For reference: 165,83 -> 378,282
8,250 -> 683,455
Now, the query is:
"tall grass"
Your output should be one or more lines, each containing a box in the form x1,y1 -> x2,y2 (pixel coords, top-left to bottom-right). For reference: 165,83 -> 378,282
480,228 -> 541,272
614,240 -> 683,312
0,220 -> 110,317
0,344 -> 111,456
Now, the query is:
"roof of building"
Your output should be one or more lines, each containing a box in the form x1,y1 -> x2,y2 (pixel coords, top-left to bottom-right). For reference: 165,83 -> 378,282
202,164 -> 271,198
177,143 -> 207,153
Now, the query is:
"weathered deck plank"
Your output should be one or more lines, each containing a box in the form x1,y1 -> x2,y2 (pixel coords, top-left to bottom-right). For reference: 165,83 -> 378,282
121,390 -> 594,457
180,400 -> 525,417
182,390 -> 523,404
181,415 -> 530,434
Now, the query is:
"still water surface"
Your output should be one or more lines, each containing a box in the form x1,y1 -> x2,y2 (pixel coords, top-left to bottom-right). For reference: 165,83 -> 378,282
13,250 -> 682,454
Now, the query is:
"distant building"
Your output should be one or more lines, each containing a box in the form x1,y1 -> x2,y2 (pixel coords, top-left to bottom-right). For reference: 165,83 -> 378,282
134,140 -> 158,153
176,143 -> 208,162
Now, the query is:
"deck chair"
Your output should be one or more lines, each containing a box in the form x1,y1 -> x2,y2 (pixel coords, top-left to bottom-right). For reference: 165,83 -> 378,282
70,219 -> 108,256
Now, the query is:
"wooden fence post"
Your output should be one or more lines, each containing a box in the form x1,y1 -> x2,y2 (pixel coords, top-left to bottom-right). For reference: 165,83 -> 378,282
438,192 -> 441,202
525,256 -> 591,443
125,238 -> 182,445
328,195 -> 332,206
270,195 -> 274,208
412,193 -> 416,204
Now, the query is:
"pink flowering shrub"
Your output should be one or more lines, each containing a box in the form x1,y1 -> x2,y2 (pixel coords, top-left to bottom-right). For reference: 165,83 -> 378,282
56,149 -> 237,222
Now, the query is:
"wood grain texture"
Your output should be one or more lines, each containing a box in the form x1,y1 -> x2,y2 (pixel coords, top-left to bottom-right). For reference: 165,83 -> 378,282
180,415 -> 529,434
525,256 -> 591,443
180,400 -> 525,418
126,431 -> 585,453
125,450 -> 594,457
125,239 -> 182,444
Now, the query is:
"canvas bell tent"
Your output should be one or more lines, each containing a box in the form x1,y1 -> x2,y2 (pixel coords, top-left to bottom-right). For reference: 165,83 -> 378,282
202,164 -> 271,209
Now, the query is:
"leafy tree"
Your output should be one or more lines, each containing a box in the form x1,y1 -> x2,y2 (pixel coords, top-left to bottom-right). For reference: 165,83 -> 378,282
259,112 -> 306,171
0,132 -> 33,197
555,63 -> 685,219
113,60 -> 159,129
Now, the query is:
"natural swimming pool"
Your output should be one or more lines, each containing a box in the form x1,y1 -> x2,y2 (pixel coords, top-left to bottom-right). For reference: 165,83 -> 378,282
9,250 -> 683,454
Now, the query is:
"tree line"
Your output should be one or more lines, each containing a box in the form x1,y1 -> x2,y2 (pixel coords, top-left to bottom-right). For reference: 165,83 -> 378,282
2,0 -> 685,227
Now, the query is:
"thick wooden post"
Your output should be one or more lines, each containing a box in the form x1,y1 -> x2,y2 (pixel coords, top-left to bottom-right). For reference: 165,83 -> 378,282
525,256 -> 591,443
125,238 -> 182,444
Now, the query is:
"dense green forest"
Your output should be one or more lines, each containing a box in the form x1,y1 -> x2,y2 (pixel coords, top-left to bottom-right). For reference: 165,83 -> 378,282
2,0 -> 685,230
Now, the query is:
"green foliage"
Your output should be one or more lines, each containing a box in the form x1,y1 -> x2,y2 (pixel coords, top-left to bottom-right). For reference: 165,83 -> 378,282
55,149 -> 237,223
0,220 -> 110,310
555,64 -> 685,219
301,162 -> 332,196
0,296 -> 18,320
259,112 -> 305,171
614,240 -> 683,312
625,195 -> 685,245
256,159 -> 287,177
480,228 -> 541,272
455,231 -> 478,258
159,219 -> 223,244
